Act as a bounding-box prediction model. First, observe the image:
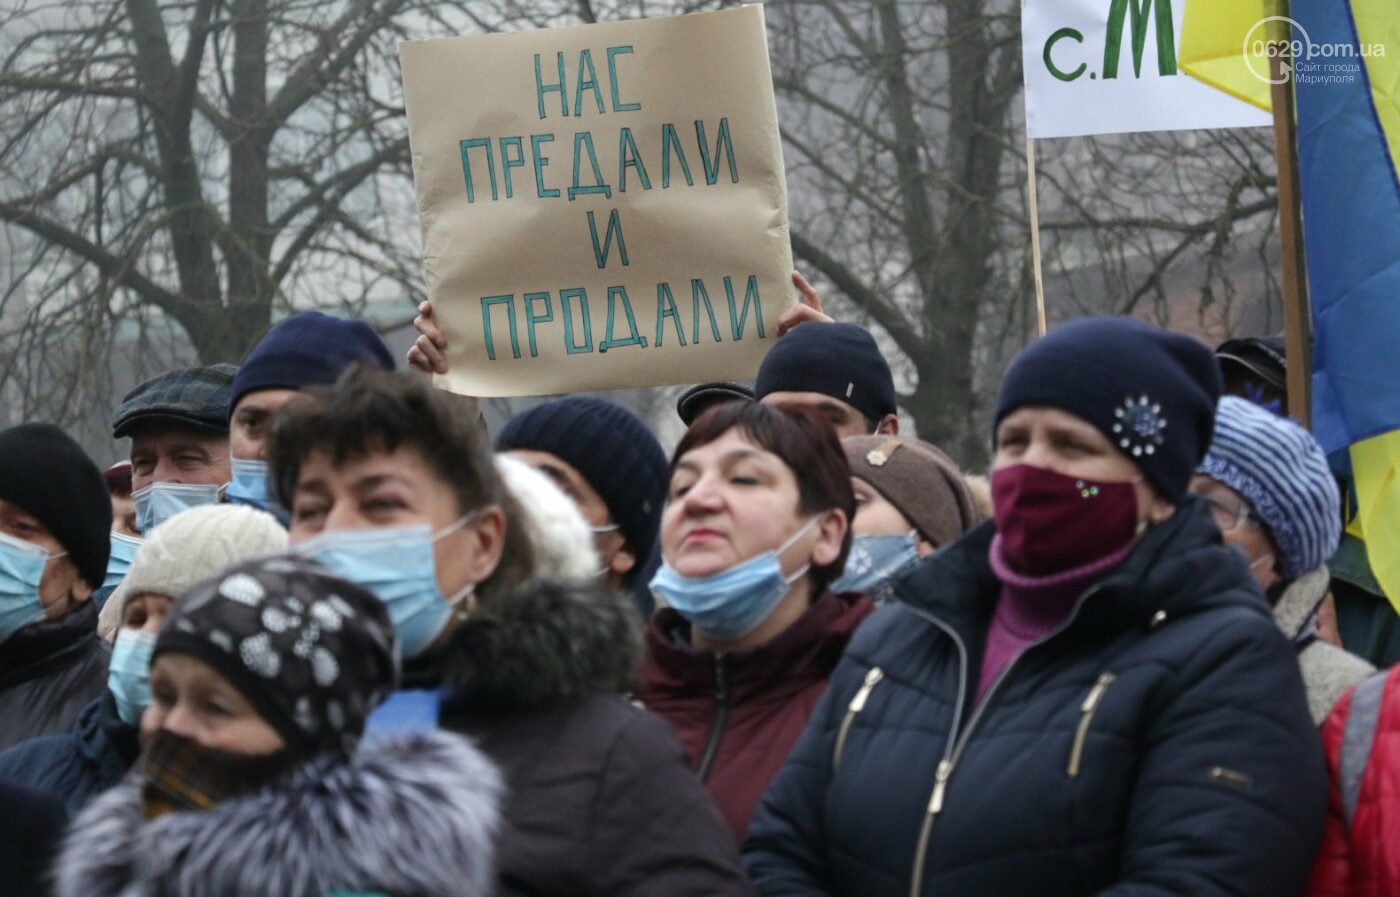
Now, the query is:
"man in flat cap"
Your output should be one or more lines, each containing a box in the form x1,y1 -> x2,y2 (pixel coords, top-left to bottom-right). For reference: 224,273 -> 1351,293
111,364 -> 236,535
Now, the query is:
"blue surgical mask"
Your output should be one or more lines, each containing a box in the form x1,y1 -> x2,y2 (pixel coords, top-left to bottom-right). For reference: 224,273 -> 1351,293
650,517 -> 819,642
133,482 -> 223,535
0,531 -> 64,642
296,513 -> 479,659
109,629 -> 156,725
830,531 -> 921,594
224,459 -> 290,525
103,533 -> 143,593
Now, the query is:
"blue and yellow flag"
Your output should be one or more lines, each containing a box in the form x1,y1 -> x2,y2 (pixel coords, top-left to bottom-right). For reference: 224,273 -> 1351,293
1297,0 -> 1400,608
1178,0 -> 1280,111
1181,0 -> 1400,607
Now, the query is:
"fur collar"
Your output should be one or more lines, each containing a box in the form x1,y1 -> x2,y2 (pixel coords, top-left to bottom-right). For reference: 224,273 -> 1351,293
55,731 -> 501,897
441,578 -> 642,713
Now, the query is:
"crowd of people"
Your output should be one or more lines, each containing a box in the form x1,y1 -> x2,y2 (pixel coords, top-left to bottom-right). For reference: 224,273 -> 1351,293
0,285 -> 1394,897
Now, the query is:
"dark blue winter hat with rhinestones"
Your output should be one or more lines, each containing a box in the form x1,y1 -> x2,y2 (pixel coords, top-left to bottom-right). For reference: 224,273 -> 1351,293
993,316 -> 1222,502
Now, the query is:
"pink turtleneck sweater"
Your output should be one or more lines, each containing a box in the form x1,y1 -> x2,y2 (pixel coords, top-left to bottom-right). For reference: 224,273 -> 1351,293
975,534 -> 1133,702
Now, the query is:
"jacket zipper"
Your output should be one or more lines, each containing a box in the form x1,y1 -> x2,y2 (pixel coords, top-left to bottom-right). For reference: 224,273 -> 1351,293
697,654 -> 729,781
1067,672 -> 1116,778
833,666 -> 884,771
901,585 -> 1102,897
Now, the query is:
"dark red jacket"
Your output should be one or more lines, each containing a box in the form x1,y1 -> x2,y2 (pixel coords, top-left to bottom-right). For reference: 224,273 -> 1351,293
638,591 -> 873,838
1308,668 -> 1400,897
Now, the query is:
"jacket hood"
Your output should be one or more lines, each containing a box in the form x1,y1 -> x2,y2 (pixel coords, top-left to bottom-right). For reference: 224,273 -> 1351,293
894,495 -> 1270,634
640,591 -> 874,703
441,577 -> 642,713
1273,564 -> 1330,641
54,730 -> 502,897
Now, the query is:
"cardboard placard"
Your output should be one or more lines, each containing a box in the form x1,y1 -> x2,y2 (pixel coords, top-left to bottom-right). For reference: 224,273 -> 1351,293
400,6 -> 794,397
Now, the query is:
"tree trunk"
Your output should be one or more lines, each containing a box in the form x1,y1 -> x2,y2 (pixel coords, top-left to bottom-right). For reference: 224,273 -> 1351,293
224,0 -> 276,362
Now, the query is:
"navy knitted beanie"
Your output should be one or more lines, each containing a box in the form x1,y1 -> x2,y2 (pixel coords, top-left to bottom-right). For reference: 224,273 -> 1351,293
755,323 -> 897,422
495,397 -> 667,572
0,424 -> 111,589
994,317 -> 1222,502
1199,396 -> 1340,581
230,311 -> 395,416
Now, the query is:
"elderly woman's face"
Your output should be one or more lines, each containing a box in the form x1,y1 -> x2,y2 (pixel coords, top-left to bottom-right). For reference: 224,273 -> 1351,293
662,427 -> 840,579
122,592 -> 173,636
143,653 -> 284,755
993,406 -> 1164,522
1189,474 -> 1281,590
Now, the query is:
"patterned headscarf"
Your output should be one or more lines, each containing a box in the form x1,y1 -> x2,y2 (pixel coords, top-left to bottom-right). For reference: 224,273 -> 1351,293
155,555 -> 399,758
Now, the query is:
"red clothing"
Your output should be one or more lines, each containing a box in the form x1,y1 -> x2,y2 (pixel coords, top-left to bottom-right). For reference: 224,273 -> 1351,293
1307,668 -> 1400,897
637,591 -> 874,838
977,535 -> 1133,700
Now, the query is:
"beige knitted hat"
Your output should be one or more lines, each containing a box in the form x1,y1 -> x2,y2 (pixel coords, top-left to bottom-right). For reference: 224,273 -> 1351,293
98,503 -> 289,641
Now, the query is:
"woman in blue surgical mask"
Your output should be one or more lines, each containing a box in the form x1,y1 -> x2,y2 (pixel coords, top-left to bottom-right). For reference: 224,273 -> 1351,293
638,401 -> 875,838
830,436 -> 980,602
268,368 -> 754,897
271,376 -> 535,667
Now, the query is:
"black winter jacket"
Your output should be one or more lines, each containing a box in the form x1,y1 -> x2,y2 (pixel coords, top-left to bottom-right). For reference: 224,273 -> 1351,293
0,782 -> 67,897
0,690 -> 139,813
745,499 -> 1327,897
0,602 -> 109,751
437,579 -> 754,897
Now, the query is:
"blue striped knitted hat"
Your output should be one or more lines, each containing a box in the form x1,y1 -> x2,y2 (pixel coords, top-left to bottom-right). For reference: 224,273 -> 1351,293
1198,396 -> 1340,581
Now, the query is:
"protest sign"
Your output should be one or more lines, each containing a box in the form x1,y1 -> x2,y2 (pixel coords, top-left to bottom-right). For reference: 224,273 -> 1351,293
399,6 -> 793,397
1022,0 -> 1271,138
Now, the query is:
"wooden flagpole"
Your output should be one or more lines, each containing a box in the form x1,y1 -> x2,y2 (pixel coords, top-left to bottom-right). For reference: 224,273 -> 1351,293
1026,135 -> 1048,337
1269,8 -> 1312,427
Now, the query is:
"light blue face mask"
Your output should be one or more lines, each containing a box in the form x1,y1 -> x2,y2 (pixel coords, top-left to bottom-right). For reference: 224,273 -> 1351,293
102,532 -> 143,593
296,513 -> 478,660
830,530 -> 921,594
109,628 -> 156,725
0,531 -> 63,643
650,517 -> 819,642
133,482 -> 223,535
224,459 -> 290,525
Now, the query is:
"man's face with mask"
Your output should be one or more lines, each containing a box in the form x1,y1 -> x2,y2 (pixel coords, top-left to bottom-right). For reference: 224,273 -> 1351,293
0,498 -> 93,619
128,421 -> 231,493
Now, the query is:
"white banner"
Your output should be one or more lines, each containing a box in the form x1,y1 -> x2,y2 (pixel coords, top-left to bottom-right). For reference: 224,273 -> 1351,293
1022,0 -> 1270,138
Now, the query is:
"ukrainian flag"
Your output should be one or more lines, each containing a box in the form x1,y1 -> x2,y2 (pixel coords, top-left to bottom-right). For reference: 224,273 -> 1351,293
1180,0 -> 1400,607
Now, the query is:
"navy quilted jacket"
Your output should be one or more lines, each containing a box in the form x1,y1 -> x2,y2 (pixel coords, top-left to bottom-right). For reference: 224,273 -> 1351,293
745,498 -> 1327,897
0,690 -> 139,814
